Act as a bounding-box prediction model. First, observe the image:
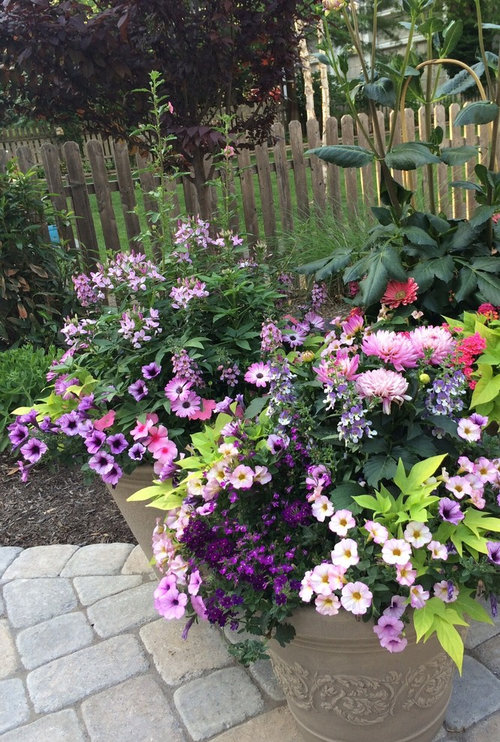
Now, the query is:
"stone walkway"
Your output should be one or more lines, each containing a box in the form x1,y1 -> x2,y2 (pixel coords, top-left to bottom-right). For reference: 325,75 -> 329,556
1,543 -> 499,742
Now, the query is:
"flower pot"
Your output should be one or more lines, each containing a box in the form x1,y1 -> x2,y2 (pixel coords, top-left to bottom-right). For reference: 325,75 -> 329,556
105,465 -> 160,563
268,608 -> 455,742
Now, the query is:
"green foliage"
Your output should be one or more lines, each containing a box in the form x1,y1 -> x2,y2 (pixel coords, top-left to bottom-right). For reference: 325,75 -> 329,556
0,160 -> 77,348
0,344 -> 56,450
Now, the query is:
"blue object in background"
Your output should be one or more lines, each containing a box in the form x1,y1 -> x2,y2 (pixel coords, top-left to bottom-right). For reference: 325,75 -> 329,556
47,224 -> 60,244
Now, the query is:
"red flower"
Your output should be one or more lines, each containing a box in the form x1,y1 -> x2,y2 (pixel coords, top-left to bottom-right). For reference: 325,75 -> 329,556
477,303 -> 499,321
381,278 -> 418,309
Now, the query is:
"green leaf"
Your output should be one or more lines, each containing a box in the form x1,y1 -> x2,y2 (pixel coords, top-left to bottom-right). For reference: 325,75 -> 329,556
442,19 -> 463,56
127,483 -> 171,502
402,226 -> 438,247
352,494 -> 380,510
330,482 -> 366,511
483,23 -> 500,30
436,62 -> 484,97
454,102 -> 500,127
476,274 -> 500,305
363,455 -> 397,487
434,616 -> 464,672
244,396 -> 268,419
315,52 -> 331,66
385,143 -> 441,170
380,246 -> 407,280
469,205 -> 497,229
146,492 -> 184,510
440,145 -> 477,166
307,145 -> 375,169
364,78 -> 396,108
358,261 -> 388,307
455,267 -> 477,302
405,455 -> 447,491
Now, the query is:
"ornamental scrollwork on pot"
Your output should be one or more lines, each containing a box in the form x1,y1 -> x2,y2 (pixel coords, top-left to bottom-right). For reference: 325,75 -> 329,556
271,652 -> 454,725
270,655 -> 402,725
402,654 -> 454,711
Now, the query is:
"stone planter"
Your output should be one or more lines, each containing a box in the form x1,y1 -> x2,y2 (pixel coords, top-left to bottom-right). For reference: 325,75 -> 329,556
269,607 -> 455,742
105,465 -> 161,563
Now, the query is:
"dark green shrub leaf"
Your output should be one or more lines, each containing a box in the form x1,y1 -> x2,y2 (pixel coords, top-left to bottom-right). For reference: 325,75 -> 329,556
476,274 -> 500,305
454,102 -> 500,127
440,145 -> 478,166
307,145 -> 375,168
450,222 -> 475,250
469,205 -> 497,229
436,62 -> 484,97
450,181 -> 482,192
385,143 -> 440,170
442,19 -> 463,56
371,207 -> 393,226
402,226 -> 438,247
470,257 -> 500,273
455,266 -> 477,301
363,455 -> 398,487
364,78 -> 396,108
380,246 -> 407,281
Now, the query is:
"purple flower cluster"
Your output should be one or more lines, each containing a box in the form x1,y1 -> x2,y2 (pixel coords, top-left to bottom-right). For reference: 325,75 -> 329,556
117,307 -> 161,348
218,363 -> 240,386
311,281 -> 328,310
425,369 -> 467,417
169,277 -> 209,310
171,349 -> 204,386
72,273 -> 103,306
89,252 -> 165,295
337,403 -> 375,444
60,317 -> 96,348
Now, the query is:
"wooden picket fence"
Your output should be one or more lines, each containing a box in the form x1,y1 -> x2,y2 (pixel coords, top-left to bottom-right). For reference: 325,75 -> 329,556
2,105 -> 499,271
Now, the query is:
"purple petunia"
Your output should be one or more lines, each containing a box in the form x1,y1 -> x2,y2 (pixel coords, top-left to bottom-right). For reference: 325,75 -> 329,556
88,451 -> 115,475
128,379 -> 148,401
107,433 -> 128,455
438,497 -> 464,525
8,423 -> 29,447
487,542 -> 500,566
101,462 -> 123,486
85,430 -> 107,454
129,443 -> 146,461
57,411 -> 81,436
141,362 -> 161,380
20,438 -> 47,464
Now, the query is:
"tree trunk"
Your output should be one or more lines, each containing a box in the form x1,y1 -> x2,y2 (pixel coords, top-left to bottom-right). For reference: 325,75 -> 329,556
296,21 -> 315,122
317,22 -> 330,136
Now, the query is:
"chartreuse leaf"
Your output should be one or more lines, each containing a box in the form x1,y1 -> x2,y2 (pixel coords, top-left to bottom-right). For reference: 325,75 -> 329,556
176,456 -> 204,470
127,480 -> 173,502
400,455 -> 447,493
454,593 -> 494,625
434,616 -> 464,673
471,365 -> 500,406
464,508 -> 500,534
146,492 -> 184,510
352,494 -> 380,510
413,597 -> 446,640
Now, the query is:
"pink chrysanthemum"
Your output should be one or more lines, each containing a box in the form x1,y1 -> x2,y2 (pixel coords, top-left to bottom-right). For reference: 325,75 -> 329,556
361,331 -> 418,371
381,278 -> 418,308
409,326 -> 455,365
355,368 -> 411,414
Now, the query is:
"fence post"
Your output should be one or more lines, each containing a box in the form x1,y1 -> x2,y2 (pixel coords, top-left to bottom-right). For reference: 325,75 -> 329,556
449,103 -> 466,219
62,141 -> 100,270
289,120 -> 309,220
340,115 -> 358,215
40,142 -> 76,250
272,122 -> 293,234
113,140 -> 141,245
357,112 -> 375,211
86,139 -> 121,255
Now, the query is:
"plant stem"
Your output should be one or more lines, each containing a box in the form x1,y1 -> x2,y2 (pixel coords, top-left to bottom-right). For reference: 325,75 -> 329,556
425,27 -> 436,214
474,0 -> 494,100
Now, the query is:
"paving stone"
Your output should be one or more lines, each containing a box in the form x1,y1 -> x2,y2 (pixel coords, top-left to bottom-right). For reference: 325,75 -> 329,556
27,633 -> 148,713
121,545 -> 155,575
0,678 -> 29,734
473,634 -> 500,676
3,578 -> 77,629
445,656 -> 500,732
174,667 -> 263,741
2,545 -> 79,580
60,543 -> 134,576
140,618 -> 231,685
248,659 -> 285,701
81,674 -> 186,742
431,728 -> 449,742
0,709 -> 86,742
0,594 -> 4,617
16,611 -> 94,670
464,711 -> 500,742
211,707 -> 302,742
73,574 -> 142,606
87,582 -> 157,637
0,619 -> 18,679
0,547 -> 23,578
464,601 -> 500,649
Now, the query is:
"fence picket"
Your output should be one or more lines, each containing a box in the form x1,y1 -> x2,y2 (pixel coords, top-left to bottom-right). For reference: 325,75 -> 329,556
272,122 -> 293,234
307,118 -> 325,214
340,115 -> 358,215
254,142 -> 277,240
325,116 -> 342,218
62,141 -> 100,269
237,147 -> 259,245
434,104 -> 449,215
357,112 -> 374,210
86,139 -> 121,254
449,103 -> 466,219
289,121 -> 309,219
40,142 -> 76,250
113,140 -> 141,244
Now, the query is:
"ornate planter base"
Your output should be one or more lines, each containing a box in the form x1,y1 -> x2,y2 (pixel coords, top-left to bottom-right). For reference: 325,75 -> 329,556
269,608 -> 455,742
105,465 -> 161,564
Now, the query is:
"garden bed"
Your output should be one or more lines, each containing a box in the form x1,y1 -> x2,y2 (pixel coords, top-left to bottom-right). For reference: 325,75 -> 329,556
0,451 -> 134,547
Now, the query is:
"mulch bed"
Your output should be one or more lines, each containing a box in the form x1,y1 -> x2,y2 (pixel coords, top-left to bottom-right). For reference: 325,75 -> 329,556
0,450 -> 135,548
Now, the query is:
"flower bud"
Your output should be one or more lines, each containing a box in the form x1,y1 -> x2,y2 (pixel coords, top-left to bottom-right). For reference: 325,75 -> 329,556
323,0 -> 346,11
419,373 -> 430,384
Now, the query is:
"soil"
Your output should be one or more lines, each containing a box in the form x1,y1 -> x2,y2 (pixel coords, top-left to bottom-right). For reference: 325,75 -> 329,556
0,450 -> 135,547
